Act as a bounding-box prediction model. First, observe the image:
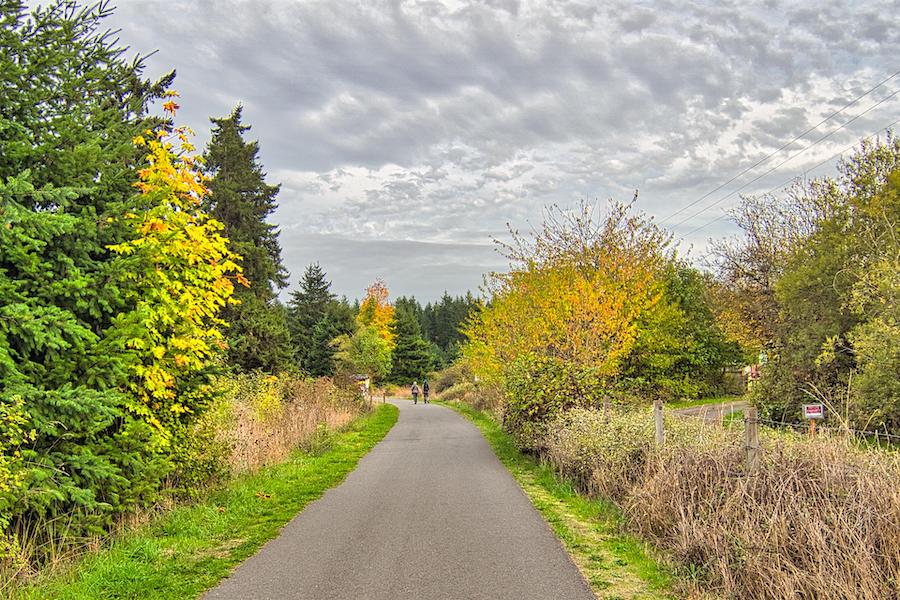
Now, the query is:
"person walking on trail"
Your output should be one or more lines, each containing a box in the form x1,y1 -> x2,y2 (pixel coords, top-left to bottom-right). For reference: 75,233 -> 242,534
411,381 -> 420,405
423,378 -> 430,404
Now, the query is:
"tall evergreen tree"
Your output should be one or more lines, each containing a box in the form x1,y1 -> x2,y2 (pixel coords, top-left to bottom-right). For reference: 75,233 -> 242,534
288,263 -> 336,372
390,308 -> 433,383
203,106 -> 291,371
305,315 -> 337,377
0,0 -> 188,548
328,295 -> 358,338
418,292 -> 481,367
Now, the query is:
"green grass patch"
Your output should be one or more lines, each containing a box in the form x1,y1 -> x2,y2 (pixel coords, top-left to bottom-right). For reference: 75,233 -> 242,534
440,401 -> 674,600
14,404 -> 399,600
667,394 -> 744,410
723,409 -> 745,426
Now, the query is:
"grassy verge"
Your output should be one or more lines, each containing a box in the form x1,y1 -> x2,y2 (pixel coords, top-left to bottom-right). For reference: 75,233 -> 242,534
440,400 -> 674,600
14,404 -> 399,600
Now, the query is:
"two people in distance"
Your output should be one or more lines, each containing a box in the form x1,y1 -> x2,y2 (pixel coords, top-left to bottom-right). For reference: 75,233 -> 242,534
411,379 -> 429,404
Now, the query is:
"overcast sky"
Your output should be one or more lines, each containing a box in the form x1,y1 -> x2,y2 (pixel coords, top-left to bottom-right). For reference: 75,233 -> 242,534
101,0 -> 899,302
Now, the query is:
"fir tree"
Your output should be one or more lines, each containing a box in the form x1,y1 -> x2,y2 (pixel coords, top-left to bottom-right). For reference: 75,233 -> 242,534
288,263 -> 336,372
203,106 -> 292,371
0,0 -> 180,546
390,308 -> 433,383
305,315 -> 337,377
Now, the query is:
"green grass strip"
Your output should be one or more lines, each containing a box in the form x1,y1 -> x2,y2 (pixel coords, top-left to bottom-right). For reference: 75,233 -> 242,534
17,404 -> 399,600
441,400 -> 674,600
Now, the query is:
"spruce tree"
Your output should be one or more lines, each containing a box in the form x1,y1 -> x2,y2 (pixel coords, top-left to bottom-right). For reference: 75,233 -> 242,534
288,263 -> 336,372
203,106 -> 292,372
0,0 -> 178,546
305,315 -> 337,377
390,308 -> 433,383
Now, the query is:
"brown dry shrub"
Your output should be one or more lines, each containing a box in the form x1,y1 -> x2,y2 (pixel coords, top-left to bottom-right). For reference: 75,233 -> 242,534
544,407 -> 900,599
222,374 -> 367,474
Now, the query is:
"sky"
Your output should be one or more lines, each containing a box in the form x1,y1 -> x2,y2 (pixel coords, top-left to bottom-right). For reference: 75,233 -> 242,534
97,0 -> 899,302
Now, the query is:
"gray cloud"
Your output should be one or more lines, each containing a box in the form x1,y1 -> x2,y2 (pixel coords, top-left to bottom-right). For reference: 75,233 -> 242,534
101,0 -> 900,300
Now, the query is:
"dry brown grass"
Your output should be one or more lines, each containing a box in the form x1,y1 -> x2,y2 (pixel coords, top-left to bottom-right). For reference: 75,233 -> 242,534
543,407 -> 900,600
223,375 -> 366,474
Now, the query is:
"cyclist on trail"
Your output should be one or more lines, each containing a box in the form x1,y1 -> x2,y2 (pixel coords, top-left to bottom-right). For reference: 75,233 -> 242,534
411,381 -> 420,404
423,378 -> 430,404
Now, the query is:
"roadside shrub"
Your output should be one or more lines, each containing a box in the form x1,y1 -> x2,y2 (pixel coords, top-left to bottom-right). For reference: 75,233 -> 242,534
438,382 -> 473,403
503,354 -> 604,450
167,397 -> 232,499
431,361 -> 472,393
0,397 -> 33,561
1,372 -> 367,583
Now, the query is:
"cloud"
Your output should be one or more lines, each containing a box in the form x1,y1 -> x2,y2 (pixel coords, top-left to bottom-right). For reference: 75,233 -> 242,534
102,0 -> 900,299
278,233 -> 506,302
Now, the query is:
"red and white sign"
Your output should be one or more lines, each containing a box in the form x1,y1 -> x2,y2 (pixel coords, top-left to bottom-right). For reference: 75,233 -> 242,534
803,403 -> 825,420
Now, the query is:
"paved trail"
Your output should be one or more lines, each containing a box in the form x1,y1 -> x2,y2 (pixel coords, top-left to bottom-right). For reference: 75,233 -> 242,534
204,400 -> 595,600
673,400 -> 748,424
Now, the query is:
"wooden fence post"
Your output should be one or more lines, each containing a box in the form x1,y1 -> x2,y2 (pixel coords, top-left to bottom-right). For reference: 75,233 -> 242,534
745,406 -> 760,472
603,396 -> 611,423
653,399 -> 665,446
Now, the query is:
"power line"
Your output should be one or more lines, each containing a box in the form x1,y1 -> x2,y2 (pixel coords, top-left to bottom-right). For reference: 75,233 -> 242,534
764,115 -> 900,194
674,115 -> 900,243
659,68 -> 900,225
670,88 -> 900,233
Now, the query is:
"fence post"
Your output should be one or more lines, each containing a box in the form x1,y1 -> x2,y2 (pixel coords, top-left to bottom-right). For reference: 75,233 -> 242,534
745,406 -> 760,472
653,399 -> 665,446
603,396 -> 611,423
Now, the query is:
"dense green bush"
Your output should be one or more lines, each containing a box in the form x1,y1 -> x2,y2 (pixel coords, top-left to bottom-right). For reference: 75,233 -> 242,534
747,144 -> 900,431
503,353 -> 605,449
0,1 -> 179,558
0,2 -> 289,570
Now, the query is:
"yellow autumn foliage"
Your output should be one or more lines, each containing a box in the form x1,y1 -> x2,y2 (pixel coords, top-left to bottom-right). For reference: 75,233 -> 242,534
109,96 -> 244,440
356,279 -> 396,350
465,201 -> 671,385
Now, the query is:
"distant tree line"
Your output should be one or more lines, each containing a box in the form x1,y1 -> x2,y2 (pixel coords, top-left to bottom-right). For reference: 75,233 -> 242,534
287,268 -> 480,384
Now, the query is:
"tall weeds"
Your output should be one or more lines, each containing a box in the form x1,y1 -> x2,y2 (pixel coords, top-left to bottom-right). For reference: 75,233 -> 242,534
543,407 -> 900,599
223,375 -> 365,474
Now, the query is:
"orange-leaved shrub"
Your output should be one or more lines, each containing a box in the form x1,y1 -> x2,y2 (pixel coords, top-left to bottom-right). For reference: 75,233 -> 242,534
543,407 -> 900,600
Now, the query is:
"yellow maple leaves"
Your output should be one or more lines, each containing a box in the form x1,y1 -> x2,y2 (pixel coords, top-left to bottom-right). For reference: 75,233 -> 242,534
109,96 -> 244,439
464,201 -> 670,386
357,279 -> 396,350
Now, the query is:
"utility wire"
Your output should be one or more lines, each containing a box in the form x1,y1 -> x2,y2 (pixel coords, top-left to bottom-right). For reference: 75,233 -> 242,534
763,115 -> 900,194
659,68 -> 900,225
671,90 -> 900,241
674,115 -> 900,243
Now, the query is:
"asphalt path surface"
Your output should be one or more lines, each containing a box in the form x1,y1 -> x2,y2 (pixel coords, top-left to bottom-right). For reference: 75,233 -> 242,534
204,400 -> 595,600
673,400 -> 749,423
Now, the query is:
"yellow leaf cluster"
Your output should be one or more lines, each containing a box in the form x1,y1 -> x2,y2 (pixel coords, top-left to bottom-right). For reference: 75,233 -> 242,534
465,201 -> 670,385
357,279 -> 396,350
108,99 -> 243,439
